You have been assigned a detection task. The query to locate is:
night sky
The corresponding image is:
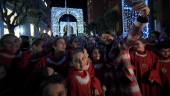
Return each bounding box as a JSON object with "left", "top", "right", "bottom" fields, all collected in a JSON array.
[{"left": 50, "top": 0, "right": 87, "bottom": 21}]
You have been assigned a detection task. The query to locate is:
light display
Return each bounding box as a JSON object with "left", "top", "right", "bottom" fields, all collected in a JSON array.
[
  {"left": 122, "top": 0, "right": 149, "bottom": 38},
  {"left": 51, "top": 7, "right": 84, "bottom": 36},
  {"left": 60, "top": 22, "right": 77, "bottom": 36}
]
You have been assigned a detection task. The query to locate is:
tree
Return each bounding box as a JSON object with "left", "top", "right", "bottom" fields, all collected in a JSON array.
[
  {"left": 104, "top": 9, "right": 117, "bottom": 32},
  {"left": 0, "top": 0, "right": 29, "bottom": 34},
  {"left": 87, "top": 8, "right": 119, "bottom": 35},
  {"left": 85, "top": 22, "right": 97, "bottom": 35}
]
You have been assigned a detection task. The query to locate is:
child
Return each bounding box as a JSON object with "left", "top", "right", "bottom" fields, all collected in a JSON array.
[
  {"left": 0, "top": 34, "right": 21, "bottom": 96},
  {"left": 41, "top": 74, "right": 67, "bottom": 96},
  {"left": 19, "top": 38, "right": 47, "bottom": 71},
  {"left": 90, "top": 47, "right": 107, "bottom": 95},
  {"left": 67, "top": 48, "right": 103, "bottom": 96},
  {"left": 0, "top": 34, "right": 21, "bottom": 67},
  {"left": 84, "top": 48, "right": 104, "bottom": 96},
  {"left": 130, "top": 39, "right": 161, "bottom": 96},
  {"left": 157, "top": 40, "right": 170, "bottom": 96},
  {"left": 67, "top": 48, "right": 91, "bottom": 96},
  {"left": 19, "top": 38, "right": 49, "bottom": 96},
  {"left": 47, "top": 37, "right": 69, "bottom": 77}
]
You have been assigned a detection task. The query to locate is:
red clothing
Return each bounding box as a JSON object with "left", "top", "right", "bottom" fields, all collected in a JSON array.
[
  {"left": 19, "top": 51, "right": 47, "bottom": 72},
  {"left": 87, "top": 61, "right": 95, "bottom": 78},
  {"left": 159, "top": 59, "right": 170, "bottom": 96},
  {"left": 17, "top": 51, "right": 47, "bottom": 85},
  {"left": 18, "top": 51, "right": 48, "bottom": 96},
  {"left": 91, "top": 77, "right": 104, "bottom": 96},
  {"left": 87, "top": 61, "right": 103, "bottom": 96},
  {"left": 67, "top": 69, "right": 92, "bottom": 96},
  {"left": 130, "top": 50, "right": 161, "bottom": 96},
  {"left": 115, "top": 49, "right": 142, "bottom": 96}
]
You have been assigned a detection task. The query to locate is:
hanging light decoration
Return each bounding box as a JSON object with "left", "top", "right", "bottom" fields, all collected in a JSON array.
[{"left": 122, "top": 0, "right": 149, "bottom": 38}]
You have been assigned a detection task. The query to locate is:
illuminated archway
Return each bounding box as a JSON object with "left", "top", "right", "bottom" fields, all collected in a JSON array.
[{"left": 51, "top": 7, "right": 84, "bottom": 36}]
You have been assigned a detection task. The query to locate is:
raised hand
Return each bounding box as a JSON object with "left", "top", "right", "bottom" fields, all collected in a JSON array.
[
  {"left": 139, "top": 6, "right": 150, "bottom": 16},
  {"left": 128, "top": 0, "right": 150, "bottom": 16}
]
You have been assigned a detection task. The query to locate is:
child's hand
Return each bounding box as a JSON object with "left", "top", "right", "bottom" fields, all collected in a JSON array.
[
  {"left": 94, "top": 89, "right": 100, "bottom": 96},
  {"left": 139, "top": 6, "right": 150, "bottom": 16},
  {"left": 102, "top": 85, "right": 107, "bottom": 92},
  {"left": 47, "top": 67, "right": 55, "bottom": 76}
]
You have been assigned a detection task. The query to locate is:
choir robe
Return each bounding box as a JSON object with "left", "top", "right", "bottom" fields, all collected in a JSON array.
[
  {"left": 47, "top": 52, "right": 69, "bottom": 77},
  {"left": 92, "top": 61, "right": 106, "bottom": 83},
  {"left": 18, "top": 51, "right": 48, "bottom": 96},
  {"left": 93, "top": 61, "right": 108, "bottom": 95},
  {"left": 17, "top": 51, "right": 47, "bottom": 83},
  {"left": 159, "top": 59, "right": 170, "bottom": 96},
  {"left": 67, "top": 69, "right": 92, "bottom": 96},
  {"left": 114, "top": 49, "right": 142, "bottom": 96},
  {"left": 0, "top": 50, "right": 22, "bottom": 96},
  {"left": 130, "top": 50, "right": 161, "bottom": 96},
  {"left": 19, "top": 51, "right": 47, "bottom": 73},
  {"left": 84, "top": 60, "right": 104, "bottom": 96}
]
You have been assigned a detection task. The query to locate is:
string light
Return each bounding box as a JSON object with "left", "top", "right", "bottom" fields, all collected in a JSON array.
[{"left": 122, "top": 0, "right": 150, "bottom": 38}]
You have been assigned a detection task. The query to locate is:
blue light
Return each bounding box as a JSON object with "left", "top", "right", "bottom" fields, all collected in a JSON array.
[{"left": 122, "top": 0, "right": 150, "bottom": 38}]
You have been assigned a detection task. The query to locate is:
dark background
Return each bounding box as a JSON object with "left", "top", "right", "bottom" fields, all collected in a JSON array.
[{"left": 50, "top": 0, "right": 87, "bottom": 22}]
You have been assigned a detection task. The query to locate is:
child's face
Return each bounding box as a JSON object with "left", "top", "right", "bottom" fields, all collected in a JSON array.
[
  {"left": 73, "top": 52, "right": 87, "bottom": 71},
  {"left": 54, "top": 39, "right": 66, "bottom": 52},
  {"left": 3, "top": 36, "right": 21, "bottom": 54},
  {"left": 48, "top": 83, "right": 66, "bottom": 96},
  {"left": 100, "top": 33, "right": 113, "bottom": 45},
  {"left": 72, "top": 38, "right": 80, "bottom": 48},
  {"left": 127, "top": 31, "right": 141, "bottom": 42},
  {"left": 92, "top": 48, "right": 101, "bottom": 61},
  {"left": 32, "top": 42, "right": 43, "bottom": 53},
  {"left": 160, "top": 48, "right": 170, "bottom": 59},
  {"left": 134, "top": 40, "right": 145, "bottom": 52}
]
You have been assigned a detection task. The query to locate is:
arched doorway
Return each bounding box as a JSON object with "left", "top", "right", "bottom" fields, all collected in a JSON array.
[
  {"left": 59, "top": 14, "right": 77, "bottom": 36},
  {"left": 51, "top": 7, "right": 84, "bottom": 36}
]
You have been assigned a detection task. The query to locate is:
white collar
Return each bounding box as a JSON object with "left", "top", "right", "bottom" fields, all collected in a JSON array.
[
  {"left": 75, "top": 71, "right": 90, "bottom": 85},
  {"left": 47, "top": 56, "right": 66, "bottom": 66},
  {"left": 135, "top": 52, "right": 147, "bottom": 57}
]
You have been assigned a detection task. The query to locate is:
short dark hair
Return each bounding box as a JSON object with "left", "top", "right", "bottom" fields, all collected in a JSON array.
[
  {"left": 0, "top": 34, "right": 18, "bottom": 47},
  {"left": 32, "top": 38, "right": 44, "bottom": 46},
  {"left": 157, "top": 40, "right": 170, "bottom": 49},
  {"left": 41, "top": 74, "right": 65, "bottom": 96},
  {"left": 52, "top": 37, "right": 65, "bottom": 45},
  {"left": 71, "top": 48, "right": 84, "bottom": 59}
]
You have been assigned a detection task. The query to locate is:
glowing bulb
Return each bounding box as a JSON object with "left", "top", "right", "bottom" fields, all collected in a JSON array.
[{"left": 30, "top": 24, "right": 34, "bottom": 36}]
